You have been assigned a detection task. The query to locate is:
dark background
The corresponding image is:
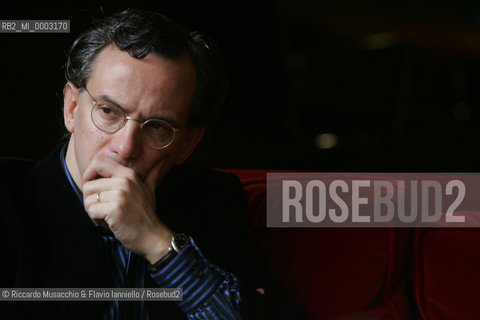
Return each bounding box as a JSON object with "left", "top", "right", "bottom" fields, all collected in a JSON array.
[{"left": 2, "top": 0, "right": 480, "bottom": 172}]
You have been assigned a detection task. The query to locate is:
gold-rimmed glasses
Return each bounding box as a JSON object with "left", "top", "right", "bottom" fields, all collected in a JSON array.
[{"left": 84, "top": 88, "right": 181, "bottom": 150}]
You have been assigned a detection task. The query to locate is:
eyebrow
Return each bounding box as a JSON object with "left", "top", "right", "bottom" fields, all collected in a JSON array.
[{"left": 95, "top": 93, "right": 182, "bottom": 128}]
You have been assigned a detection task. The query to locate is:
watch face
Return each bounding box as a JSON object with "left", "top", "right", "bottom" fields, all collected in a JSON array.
[{"left": 172, "top": 233, "right": 189, "bottom": 252}]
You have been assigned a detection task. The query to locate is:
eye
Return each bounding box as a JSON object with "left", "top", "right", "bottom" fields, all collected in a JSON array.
[
  {"left": 99, "top": 105, "right": 117, "bottom": 115},
  {"left": 148, "top": 121, "right": 168, "bottom": 131},
  {"left": 95, "top": 104, "right": 122, "bottom": 120},
  {"left": 143, "top": 120, "right": 173, "bottom": 140}
]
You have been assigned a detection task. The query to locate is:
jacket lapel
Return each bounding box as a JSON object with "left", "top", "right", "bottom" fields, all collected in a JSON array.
[{"left": 29, "top": 145, "right": 109, "bottom": 288}]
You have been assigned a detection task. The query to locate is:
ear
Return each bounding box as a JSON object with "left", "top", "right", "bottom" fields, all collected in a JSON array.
[
  {"left": 173, "top": 126, "right": 205, "bottom": 165},
  {"left": 63, "top": 82, "right": 80, "bottom": 133}
]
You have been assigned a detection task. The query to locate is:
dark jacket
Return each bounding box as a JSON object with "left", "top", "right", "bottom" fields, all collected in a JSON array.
[{"left": 0, "top": 145, "right": 299, "bottom": 319}]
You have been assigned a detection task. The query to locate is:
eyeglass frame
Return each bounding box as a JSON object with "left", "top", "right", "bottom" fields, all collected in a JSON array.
[{"left": 83, "top": 87, "right": 182, "bottom": 150}]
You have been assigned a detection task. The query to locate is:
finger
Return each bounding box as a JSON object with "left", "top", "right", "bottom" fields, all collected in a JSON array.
[
  {"left": 83, "top": 159, "right": 113, "bottom": 184},
  {"left": 86, "top": 201, "right": 125, "bottom": 230},
  {"left": 82, "top": 177, "right": 128, "bottom": 198},
  {"left": 84, "top": 202, "right": 110, "bottom": 221},
  {"left": 82, "top": 178, "right": 110, "bottom": 197},
  {"left": 82, "top": 157, "right": 128, "bottom": 184},
  {"left": 83, "top": 189, "right": 115, "bottom": 209},
  {"left": 144, "top": 158, "right": 169, "bottom": 192}
]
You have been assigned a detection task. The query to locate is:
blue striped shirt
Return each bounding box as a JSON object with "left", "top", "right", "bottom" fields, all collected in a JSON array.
[{"left": 59, "top": 145, "right": 242, "bottom": 319}]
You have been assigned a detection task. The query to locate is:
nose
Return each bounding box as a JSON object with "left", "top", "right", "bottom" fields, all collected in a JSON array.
[{"left": 109, "top": 119, "right": 142, "bottom": 161}]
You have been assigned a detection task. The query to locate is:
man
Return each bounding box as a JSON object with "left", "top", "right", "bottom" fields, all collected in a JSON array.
[{"left": 0, "top": 9, "right": 299, "bottom": 320}]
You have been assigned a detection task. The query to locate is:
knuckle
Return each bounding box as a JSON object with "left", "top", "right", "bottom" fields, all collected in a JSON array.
[
  {"left": 87, "top": 206, "right": 98, "bottom": 218},
  {"left": 125, "top": 168, "right": 136, "bottom": 179},
  {"left": 86, "top": 197, "right": 95, "bottom": 210},
  {"left": 89, "top": 159, "right": 99, "bottom": 171},
  {"left": 124, "top": 169, "right": 140, "bottom": 185},
  {"left": 105, "top": 215, "right": 114, "bottom": 227},
  {"left": 131, "top": 173, "right": 140, "bottom": 184},
  {"left": 113, "top": 188, "right": 124, "bottom": 198},
  {"left": 82, "top": 182, "right": 91, "bottom": 194},
  {"left": 120, "top": 176, "right": 131, "bottom": 187},
  {"left": 113, "top": 203, "right": 123, "bottom": 213}
]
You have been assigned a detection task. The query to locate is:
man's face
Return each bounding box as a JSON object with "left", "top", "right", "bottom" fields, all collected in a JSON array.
[{"left": 63, "top": 45, "right": 202, "bottom": 188}]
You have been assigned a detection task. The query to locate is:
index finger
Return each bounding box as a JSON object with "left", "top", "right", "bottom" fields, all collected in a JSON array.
[{"left": 82, "top": 157, "right": 123, "bottom": 184}]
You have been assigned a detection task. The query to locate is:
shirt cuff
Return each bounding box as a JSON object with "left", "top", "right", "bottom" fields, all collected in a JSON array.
[{"left": 149, "top": 237, "right": 225, "bottom": 313}]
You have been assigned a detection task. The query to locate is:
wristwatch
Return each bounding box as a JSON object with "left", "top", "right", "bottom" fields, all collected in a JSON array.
[{"left": 148, "top": 233, "right": 189, "bottom": 273}]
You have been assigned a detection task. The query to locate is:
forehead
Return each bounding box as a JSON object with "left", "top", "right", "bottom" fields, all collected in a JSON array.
[{"left": 86, "top": 45, "right": 197, "bottom": 121}]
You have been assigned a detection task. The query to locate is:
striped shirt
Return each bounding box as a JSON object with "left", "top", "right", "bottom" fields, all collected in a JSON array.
[{"left": 59, "top": 145, "right": 242, "bottom": 319}]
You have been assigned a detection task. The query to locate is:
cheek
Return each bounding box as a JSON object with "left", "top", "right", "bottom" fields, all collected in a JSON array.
[
  {"left": 144, "top": 150, "right": 167, "bottom": 168},
  {"left": 139, "top": 149, "right": 173, "bottom": 178},
  {"left": 74, "top": 119, "right": 110, "bottom": 172}
]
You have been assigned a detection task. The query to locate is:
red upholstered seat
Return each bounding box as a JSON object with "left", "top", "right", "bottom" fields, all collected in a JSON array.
[
  {"left": 222, "top": 169, "right": 414, "bottom": 320},
  {"left": 415, "top": 221, "right": 480, "bottom": 320}
]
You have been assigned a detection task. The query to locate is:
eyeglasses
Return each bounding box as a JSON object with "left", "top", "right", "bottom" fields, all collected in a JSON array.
[{"left": 84, "top": 88, "right": 182, "bottom": 150}]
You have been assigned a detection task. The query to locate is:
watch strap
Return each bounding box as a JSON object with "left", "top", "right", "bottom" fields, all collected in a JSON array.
[
  {"left": 147, "top": 247, "right": 177, "bottom": 273},
  {"left": 147, "top": 233, "right": 189, "bottom": 273}
]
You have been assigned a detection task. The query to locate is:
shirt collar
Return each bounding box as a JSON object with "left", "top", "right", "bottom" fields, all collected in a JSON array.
[{"left": 59, "top": 144, "right": 84, "bottom": 203}]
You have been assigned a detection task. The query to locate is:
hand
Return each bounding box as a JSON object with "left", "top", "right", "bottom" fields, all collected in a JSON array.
[{"left": 82, "top": 156, "right": 172, "bottom": 264}]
